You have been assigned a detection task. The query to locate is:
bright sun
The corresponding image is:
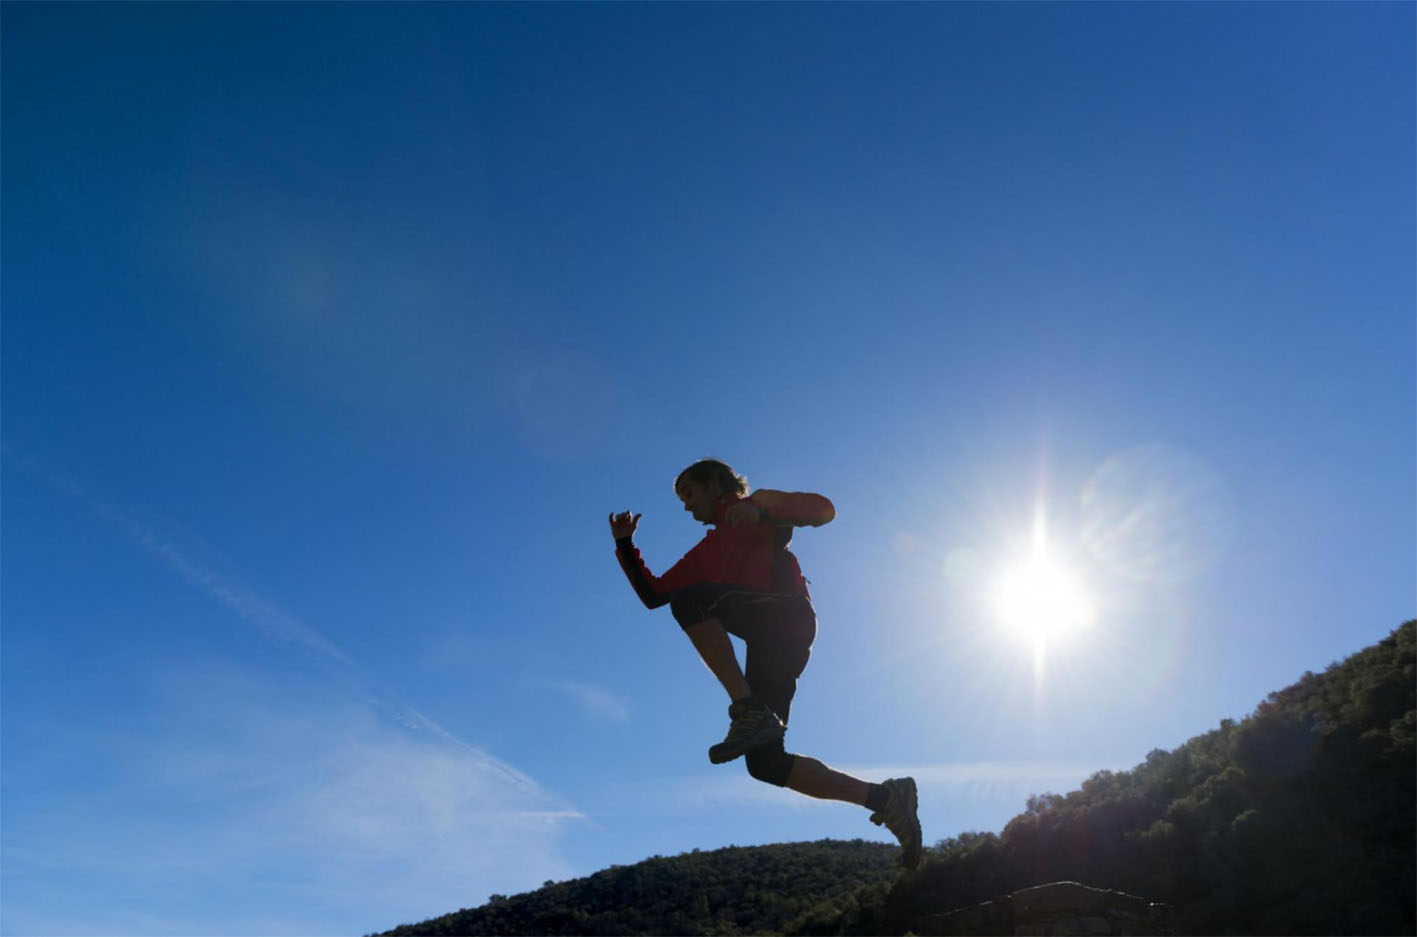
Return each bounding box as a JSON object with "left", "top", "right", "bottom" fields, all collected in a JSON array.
[{"left": 990, "top": 550, "right": 1095, "bottom": 649}]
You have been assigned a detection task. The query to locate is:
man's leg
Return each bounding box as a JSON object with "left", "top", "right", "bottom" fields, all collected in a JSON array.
[
  {"left": 784, "top": 756, "right": 870, "bottom": 805},
  {"left": 735, "top": 598, "right": 924, "bottom": 869},
  {"left": 765, "top": 746, "right": 921, "bottom": 868},
  {"left": 683, "top": 618, "right": 752, "bottom": 703},
  {"left": 670, "top": 587, "right": 785, "bottom": 764}
]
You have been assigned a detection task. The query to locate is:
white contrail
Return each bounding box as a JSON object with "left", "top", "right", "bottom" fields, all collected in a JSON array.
[
  {"left": 11, "top": 451, "right": 579, "bottom": 813},
  {"left": 91, "top": 499, "right": 358, "bottom": 667},
  {"left": 102, "top": 501, "right": 561, "bottom": 801}
]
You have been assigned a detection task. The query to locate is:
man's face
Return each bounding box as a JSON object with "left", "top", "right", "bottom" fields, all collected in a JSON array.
[{"left": 676, "top": 476, "right": 724, "bottom": 525}]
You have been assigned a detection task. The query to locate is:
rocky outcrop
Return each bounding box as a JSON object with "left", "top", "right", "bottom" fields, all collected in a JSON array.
[{"left": 915, "top": 881, "right": 1175, "bottom": 936}]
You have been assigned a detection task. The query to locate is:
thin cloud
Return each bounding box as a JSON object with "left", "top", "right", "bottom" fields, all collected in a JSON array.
[
  {"left": 844, "top": 760, "right": 1111, "bottom": 788},
  {"left": 91, "top": 498, "right": 357, "bottom": 667},
  {"left": 17, "top": 454, "right": 556, "bottom": 802},
  {"left": 556, "top": 680, "right": 631, "bottom": 723},
  {"left": 3, "top": 662, "right": 583, "bottom": 936},
  {"left": 6, "top": 453, "right": 586, "bottom": 810},
  {"left": 669, "top": 760, "right": 1109, "bottom": 812}
]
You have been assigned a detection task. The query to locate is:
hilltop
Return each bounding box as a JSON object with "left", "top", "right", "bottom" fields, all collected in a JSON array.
[
  {"left": 375, "top": 839, "right": 900, "bottom": 936},
  {"left": 376, "top": 620, "right": 1414, "bottom": 936}
]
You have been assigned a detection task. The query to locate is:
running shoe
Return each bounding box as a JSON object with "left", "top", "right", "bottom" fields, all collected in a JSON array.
[
  {"left": 708, "top": 699, "right": 786, "bottom": 764},
  {"left": 870, "top": 776, "right": 923, "bottom": 869}
]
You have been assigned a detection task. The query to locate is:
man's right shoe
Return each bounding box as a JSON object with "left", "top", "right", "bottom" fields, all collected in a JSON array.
[
  {"left": 708, "top": 699, "right": 786, "bottom": 764},
  {"left": 870, "top": 776, "right": 923, "bottom": 870}
]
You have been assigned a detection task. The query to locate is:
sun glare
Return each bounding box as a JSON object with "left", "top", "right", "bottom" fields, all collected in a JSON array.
[{"left": 991, "top": 550, "right": 1094, "bottom": 649}]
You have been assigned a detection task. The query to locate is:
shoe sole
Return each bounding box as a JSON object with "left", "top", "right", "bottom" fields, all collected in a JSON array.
[
  {"left": 707, "top": 718, "right": 786, "bottom": 764},
  {"left": 872, "top": 778, "right": 922, "bottom": 870},
  {"left": 897, "top": 778, "right": 922, "bottom": 869}
]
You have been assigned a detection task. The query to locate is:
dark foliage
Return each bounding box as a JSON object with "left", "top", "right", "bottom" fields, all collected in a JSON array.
[
  {"left": 373, "top": 839, "right": 898, "bottom": 936},
  {"left": 804, "top": 620, "right": 1415, "bottom": 936},
  {"left": 374, "top": 621, "right": 1414, "bottom": 937}
]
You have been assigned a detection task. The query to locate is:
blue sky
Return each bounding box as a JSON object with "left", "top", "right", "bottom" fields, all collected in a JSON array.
[{"left": 2, "top": 3, "right": 1412, "bottom": 934}]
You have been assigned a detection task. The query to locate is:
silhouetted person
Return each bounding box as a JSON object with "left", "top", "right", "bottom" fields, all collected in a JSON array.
[{"left": 610, "top": 458, "right": 922, "bottom": 868}]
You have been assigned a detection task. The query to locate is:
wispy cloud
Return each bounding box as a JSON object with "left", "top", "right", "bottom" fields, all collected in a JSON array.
[
  {"left": 555, "top": 680, "right": 631, "bottom": 723},
  {"left": 3, "top": 662, "right": 582, "bottom": 936},
  {"left": 844, "top": 760, "right": 1111, "bottom": 789},
  {"left": 3, "top": 455, "right": 585, "bottom": 934},
  {"left": 91, "top": 498, "right": 358, "bottom": 668},
  {"left": 668, "top": 759, "right": 1109, "bottom": 813},
  {"left": 18, "top": 453, "right": 553, "bottom": 793}
]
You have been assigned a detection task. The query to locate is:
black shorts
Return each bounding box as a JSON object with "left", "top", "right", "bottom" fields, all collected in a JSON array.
[{"left": 668, "top": 583, "right": 817, "bottom": 726}]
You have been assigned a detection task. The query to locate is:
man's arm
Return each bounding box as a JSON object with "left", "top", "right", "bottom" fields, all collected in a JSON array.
[
  {"left": 609, "top": 512, "right": 703, "bottom": 609},
  {"left": 747, "top": 490, "right": 836, "bottom": 527}
]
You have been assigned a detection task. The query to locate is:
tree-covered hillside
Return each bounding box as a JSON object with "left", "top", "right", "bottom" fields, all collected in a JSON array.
[
  {"left": 376, "top": 621, "right": 1414, "bottom": 936},
  {"left": 375, "top": 839, "right": 899, "bottom": 936},
  {"left": 803, "top": 620, "right": 1415, "bottom": 936}
]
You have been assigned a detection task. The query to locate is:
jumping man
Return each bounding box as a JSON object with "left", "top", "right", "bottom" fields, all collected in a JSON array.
[{"left": 609, "top": 458, "right": 923, "bottom": 868}]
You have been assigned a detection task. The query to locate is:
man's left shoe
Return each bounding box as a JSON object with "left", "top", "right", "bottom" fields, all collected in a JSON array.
[
  {"left": 708, "top": 699, "right": 786, "bottom": 764},
  {"left": 870, "top": 776, "right": 923, "bottom": 870}
]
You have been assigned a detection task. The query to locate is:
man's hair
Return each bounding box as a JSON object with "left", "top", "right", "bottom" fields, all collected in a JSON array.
[{"left": 675, "top": 458, "right": 748, "bottom": 496}]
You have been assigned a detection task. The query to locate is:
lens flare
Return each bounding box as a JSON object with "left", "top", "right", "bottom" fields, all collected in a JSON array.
[{"left": 1080, "top": 443, "right": 1234, "bottom": 582}]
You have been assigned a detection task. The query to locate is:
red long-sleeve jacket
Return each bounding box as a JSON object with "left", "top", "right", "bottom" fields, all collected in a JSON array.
[{"left": 615, "top": 489, "right": 835, "bottom": 608}]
